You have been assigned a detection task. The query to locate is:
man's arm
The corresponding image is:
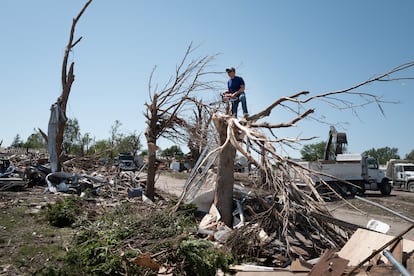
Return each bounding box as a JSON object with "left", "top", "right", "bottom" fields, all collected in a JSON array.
[{"left": 232, "top": 84, "right": 245, "bottom": 98}]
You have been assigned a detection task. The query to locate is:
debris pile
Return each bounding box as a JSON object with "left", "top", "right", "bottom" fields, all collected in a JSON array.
[
  {"left": 0, "top": 157, "right": 26, "bottom": 191},
  {"left": 187, "top": 171, "right": 414, "bottom": 275},
  {"left": 177, "top": 120, "right": 353, "bottom": 264},
  {"left": 3, "top": 147, "right": 414, "bottom": 275},
  {"left": 0, "top": 151, "right": 148, "bottom": 200},
  {"left": 176, "top": 114, "right": 414, "bottom": 274}
]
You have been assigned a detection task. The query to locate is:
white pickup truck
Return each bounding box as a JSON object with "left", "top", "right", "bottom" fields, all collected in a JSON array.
[
  {"left": 307, "top": 153, "right": 391, "bottom": 196},
  {"left": 384, "top": 159, "right": 414, "bottom": 192}
]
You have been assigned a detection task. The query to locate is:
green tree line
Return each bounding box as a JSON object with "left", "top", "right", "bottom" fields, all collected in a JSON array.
[
  {"left": 9, "top": 119, "right": 142, "bottom": 160},
  {"left": 9, "top": 118, "right": 188, "bottom": 164},
  {"left": 301, "top": 141, "right": 414, "bottom": 164}
]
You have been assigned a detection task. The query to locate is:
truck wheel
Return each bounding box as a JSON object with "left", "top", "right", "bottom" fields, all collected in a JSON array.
[
  {"left": 380, "top": 179, "right": 392, "bottom": 196},
  {"left": 408, "top": 182, "right": 414, "bottom": 193}
]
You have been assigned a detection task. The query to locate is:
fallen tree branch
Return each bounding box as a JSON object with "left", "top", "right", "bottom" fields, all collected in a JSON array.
[
  {"left": 248, "top": 91, "right": 310, "bottom": 122},
  {"left": 250, "top": 109, "right": 314, "bottom": 128}
]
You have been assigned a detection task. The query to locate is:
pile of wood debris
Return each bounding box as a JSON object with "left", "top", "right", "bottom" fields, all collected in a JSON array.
[
  {"left": 184, "top": 173, "right": 414, "bottom": 275},
  {"left": 3, "top": 149, "right": 414, "bottom": 274},
  {"left": 175, "top": 115, "right": 414, "bottom": 275}
]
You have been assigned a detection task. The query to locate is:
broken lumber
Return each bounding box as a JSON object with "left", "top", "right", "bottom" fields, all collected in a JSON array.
[
  {"left": 346, "top": 225, "right": 414, "bottom": 275},
  {"left": 308, "top": 249, "right": 349, "bottom": 276}
]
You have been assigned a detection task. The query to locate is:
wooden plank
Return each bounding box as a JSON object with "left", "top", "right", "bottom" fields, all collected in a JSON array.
[
  {"left": 347, "top": 225, "right": 414, "bottom": 275},
  {"left": 403, "top": 238, "right": 414, "bottom": 254},
  {"left": 232, "top": 264, "right": 308, "bottom": 275},
  {"left": 390, "top": 239, "right": 403, "bottom": 263},
  {"left": 290, "top": 259, "right": 312, "bottom": 272},
  {"left": 406, "top": 255, "right": 414, "bottom": 274},
  {"left": 308, "top": 249, "right": 349, "bottom": 276},
  {"left": 338, "top": 228, "right": 393, "bottom": 266},
  {"left": 338, "top": 227, "right": 414, "bottom": 267},
  {"left": 236, "top": 273, "right": 308, "bottom": 276},
  {"left": 368, "top": 264, "right": 400, "bottom": 276}
]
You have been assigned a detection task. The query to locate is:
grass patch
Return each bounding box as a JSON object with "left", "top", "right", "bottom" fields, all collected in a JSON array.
[
  {"left": 177, "top": 238, "right": 234, "bottom": 276},
  {"left": 1, "top": 192, "right": 234, "bottom": 275},
  {"left": 0, "top": 193, "right": 77, "bottom": 275},
  {"left": 161, "top": 170, "right": 189, "bottom": 180},
  {"left": 44, "top": 196, "right": 81, "bottom": 227},
  {"left": 48, "top": 202, "right": 234, "bottom": 275},
  {"left": 17, "top": 244, "right": 66, "bottom": 260},
  {"left": 0, "top": 206, "right": 26, "bottom": 229}
]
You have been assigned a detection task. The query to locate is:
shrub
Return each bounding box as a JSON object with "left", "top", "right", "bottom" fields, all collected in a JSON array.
[{"left": 45, "top": 197, "right": 81, "bottom": 227}]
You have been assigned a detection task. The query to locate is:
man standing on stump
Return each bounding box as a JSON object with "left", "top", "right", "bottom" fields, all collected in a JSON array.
[{"left": 225, "top": 67, "right": 248, "bottom": 119}]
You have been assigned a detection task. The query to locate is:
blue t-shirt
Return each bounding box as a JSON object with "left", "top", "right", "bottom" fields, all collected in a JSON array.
[{"left": 227, "top": 76, "right": 245, "bottom": 93}]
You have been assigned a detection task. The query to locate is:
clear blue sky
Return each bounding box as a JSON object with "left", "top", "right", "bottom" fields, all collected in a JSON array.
[{"left": 1, "top": 0, "right": 414, "bottom": 158}]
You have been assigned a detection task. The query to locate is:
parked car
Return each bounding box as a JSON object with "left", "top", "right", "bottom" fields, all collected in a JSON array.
[{"left": 115, "top": 154, "right": 138, "bottom": 171}]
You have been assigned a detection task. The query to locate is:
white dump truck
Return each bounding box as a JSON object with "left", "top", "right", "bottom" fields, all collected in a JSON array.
[
  {"left": 384, "top": 159, "right": 414, "bottom": 192},
  {"left": 302, "top": 126, "right": 392, "bottom": 196},
  {"left": 309, "top": 153, "right": 391, "bottom": 196}
]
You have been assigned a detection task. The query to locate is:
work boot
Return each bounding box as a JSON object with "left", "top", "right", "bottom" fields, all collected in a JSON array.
[{"left": 243, "top": 113, "right": 249, "bottom": 120}]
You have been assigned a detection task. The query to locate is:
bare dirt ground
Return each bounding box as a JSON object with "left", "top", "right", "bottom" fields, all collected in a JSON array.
[
  {"left": 156, "top": 173, "right": 188, "bottom": 197},
  {"left": 329, "top": 190, "right": 414, "bottom": 239},
  {"left": 157, "top": 172, "right": 414, "bottom": 239},
  {"left": 156, "top": 171, "right": 414, "bottom": 276},
  {"left": 0, "top": 187, "right": 75, "bottom": 275}
]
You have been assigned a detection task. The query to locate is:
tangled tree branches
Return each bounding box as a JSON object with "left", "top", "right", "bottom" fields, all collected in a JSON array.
[
  {"left": 144, "top": 43, "right": 220, "bottom": 200},
  {"left": 218, "top": 116, "right": 352, "bottom": 261},
  {"left": 209, "top": 61, "right": 414, "bottom": 262},
  {"left": 249, "top": 61, "right": 414, "bottom": 127}
]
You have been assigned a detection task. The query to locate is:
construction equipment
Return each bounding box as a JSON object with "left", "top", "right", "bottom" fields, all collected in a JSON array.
[
  {"left": 324, "top": 126, "right": 348, "bottom": 160},
  {"left": 307, "top": 127, "right": 391, "bottom": 196}
]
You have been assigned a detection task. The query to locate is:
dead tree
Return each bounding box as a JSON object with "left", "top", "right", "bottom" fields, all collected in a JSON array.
[
  {"left": 174, "top": 98, "right": 215, "bottom": 168},
  {"left": 211, "top": 61, "right": 414, "bottom": 231},
  {"left": 144, "top": 44, "right": 217, "bottom": 200},
  {"left": 212, "top": 114, "right": 236, "bottom": 226},
  {"left": 47, "top": 0, "right": 92, "bottom": 172}
]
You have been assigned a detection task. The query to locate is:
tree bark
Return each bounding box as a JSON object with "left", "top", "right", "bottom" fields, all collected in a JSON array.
[
  {"left": 47, "top": 0, "right": 92, "bottom": 172},
  {"left": 146, "top": 142, "right": 157, "bottom": 200},
  {"left": 144, "top": 94, "right": 159, "bottom": 201},
  {"left": 213, "top": 115, "right": 236, "bottom": 227}
]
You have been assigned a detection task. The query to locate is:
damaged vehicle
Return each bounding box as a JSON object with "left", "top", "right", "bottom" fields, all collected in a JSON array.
[
  {"left": 45, "top": 171, "right": 104, "bottom": 195},
  {"left": 24, "top": 163, "right": 52, "bottom": 187},
  {"left": 115, "top": 153, "right": 138, "bottom": 171},
  {"left": 0, "top": 158, "right": 25, "bottom": 191},
  {"left": 0, "top": 158, "right": 15, "bottom": 177}
]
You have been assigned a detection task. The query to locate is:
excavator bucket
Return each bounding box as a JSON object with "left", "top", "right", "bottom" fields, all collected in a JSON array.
[{"left": 336, "top": 132, "right": 348, "bottom": 144}]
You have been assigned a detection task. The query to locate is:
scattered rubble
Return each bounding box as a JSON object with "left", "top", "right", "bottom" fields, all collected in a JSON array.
[
  {"left": 2, "top": 149, "right": 414, "bottom": 275},
  {"left": 0, "top": 158, "right": 25, "bottom": 191}
]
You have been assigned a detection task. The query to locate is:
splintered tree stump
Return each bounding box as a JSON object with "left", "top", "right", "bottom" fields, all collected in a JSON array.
[
  {"left": 146, "top": 142, "right": 158, "bottom": 200},
  {"left": 47, "top": 0, "right": 92, "bottom": 172},
  {"left": 213, "top": 114, "right": 236, "bottom": 227}
]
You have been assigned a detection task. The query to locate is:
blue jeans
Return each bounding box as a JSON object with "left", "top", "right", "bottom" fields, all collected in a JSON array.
[{"left": 231, "top": 92, "right": 248, "bottom": 116}]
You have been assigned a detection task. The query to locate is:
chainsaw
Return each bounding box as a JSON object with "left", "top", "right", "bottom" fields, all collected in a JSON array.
[{"left": 209, "top": 92, "right": 237, "bottom": 106}]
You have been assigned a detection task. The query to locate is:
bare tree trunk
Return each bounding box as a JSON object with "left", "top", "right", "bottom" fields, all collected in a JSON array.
[
  {"left": 146, "top": 142, "right": 157, "bottom": 200},
  {"left": 213, "top": 115, "right": 236, "bottom": 227},
  {"left": 48, "top": 0, "right": 92, "bottom": 172},
  {"left": 144, "top": 45, "right": 217, "bottom": 201},
  {"left": 144, "top": 94, "right": 159, "bottom": 201}
]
